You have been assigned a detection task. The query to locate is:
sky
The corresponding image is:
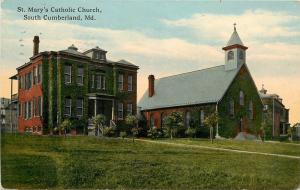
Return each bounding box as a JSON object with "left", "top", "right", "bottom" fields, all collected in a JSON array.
[{"left": 0, "top": 0, "right": 299, "bottom": 124}]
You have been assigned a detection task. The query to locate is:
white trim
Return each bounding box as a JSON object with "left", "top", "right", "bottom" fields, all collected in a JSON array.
[{"left": 64, "top": 65, "right": 72, "bottom": 84}]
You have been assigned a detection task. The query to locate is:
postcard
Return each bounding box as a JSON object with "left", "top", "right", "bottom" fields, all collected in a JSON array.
[{"left": 1, "top": 0, "right": 300, "bottom": 189}]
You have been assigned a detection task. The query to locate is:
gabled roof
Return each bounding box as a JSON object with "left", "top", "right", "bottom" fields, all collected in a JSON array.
[
  {"left": 138, "top": 64, "right": 243, "bottom": 110},
  {"left": 226, "top": 28, "right": 244, "bottom": 46}
]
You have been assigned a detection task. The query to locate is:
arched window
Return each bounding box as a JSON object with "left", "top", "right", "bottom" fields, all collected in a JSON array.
[
  {"left": 228, "top": 51, "right": 234, "bottom": 60},
  {"left": 185, "top": 111, "right": 191, "bottom": 127},
  {"left": 160, "top": 112, "right": 165, "bottom": 128},
  {"left": 229, "top": 99, "right": 235, "bottom": 116},
  {"left": 239, "top": 50, "right": 244, "bottom": 59},
  {"left": 150, "top": 114, "right": 155, "bottom": 127},
  {"left": 200, "top": 110, "right": 205, "bottom": 126},
  {"left": 239, "top": 91, "right": 244, "bottom": 106},
  {"left": 249, "top": 100, "right": 253, "bottom": 120}
]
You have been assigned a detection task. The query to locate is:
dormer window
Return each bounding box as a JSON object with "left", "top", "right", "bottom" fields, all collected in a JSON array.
[
  {"left": 228, "top": 51, "right": 234, "bottom": 60},
  {"left": 95, "top": 52, "right": 100, "bottom": 59},
  {"left": 94, "top": 51, "right": 106, "bottom": 60}
]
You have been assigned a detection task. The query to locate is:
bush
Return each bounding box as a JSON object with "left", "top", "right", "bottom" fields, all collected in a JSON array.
[
  {"left": 103, "top": 126, "right": 116, "bottom": 137},
  {"left": 120, "top": 131, "right": 127, "bottom": 139},
  {"left": 185, "top": 127, "right": 196, "bottom": 138},
  {"left": 147, "top": 127, "right": 161, "bottom": 139}
]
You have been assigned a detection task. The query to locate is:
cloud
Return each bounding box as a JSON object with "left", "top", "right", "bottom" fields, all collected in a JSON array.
[
  {"left": 1, "top": 8, "right": 299, "bottom": 123},
  {"left": 162, "top": 9, "right": 300, "bottom": 43}
]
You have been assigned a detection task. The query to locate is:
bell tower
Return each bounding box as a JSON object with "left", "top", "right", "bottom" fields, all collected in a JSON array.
[{"left": 223, "top": 23, "right": 248, "bottom": 71}]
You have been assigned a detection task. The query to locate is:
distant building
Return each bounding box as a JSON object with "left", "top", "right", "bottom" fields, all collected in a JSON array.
[
  {"left": 138, "top": 26, "right": 264, "bottom": 138},
  {"left": 259, "top": 85, "right": 290, "bottom": 136},
  {"left": 293, "top": 123, "right": 300, "bottom": 138},
  {"left": 12, "top": 36, "right": 139, "bottom": 135},
  {"left": 0, "top": 97, "right": 18, "bottom": 133}
]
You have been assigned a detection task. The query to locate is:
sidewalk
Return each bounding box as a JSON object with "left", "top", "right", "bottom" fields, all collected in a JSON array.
[{"left": 135, "top": 138, "right": 300, "bottom": 160}]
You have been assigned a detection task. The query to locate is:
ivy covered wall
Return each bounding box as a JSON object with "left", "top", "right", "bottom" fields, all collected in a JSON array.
[{"left": 218, "top": 64, "right": 263, "bottom": 138}]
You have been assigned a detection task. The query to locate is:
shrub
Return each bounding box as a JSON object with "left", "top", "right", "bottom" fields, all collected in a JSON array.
[
  {"left": 120, "top": 131, "right": 127, "bottom": 139},
  {"left": 185, "top": 127, "right": 196, "bottom": 138},
  {"left": 147, "top": 127, "right": 161, "bottom": 139}
]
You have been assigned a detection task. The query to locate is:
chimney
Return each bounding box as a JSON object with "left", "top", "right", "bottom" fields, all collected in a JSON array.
[
  {"left": 33, "top": 36, "right": 40, "bottom": 56},
  {"left": 148, "top": 75, "right": 155, "bottom": 97}
]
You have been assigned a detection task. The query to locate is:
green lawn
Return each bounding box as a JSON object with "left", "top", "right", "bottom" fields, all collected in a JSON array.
[
  {"left": 161, "top": 138, "right": 300, "bottom": 157},
  {"left": 1, "top": 134, "right": 300, "bottom": 189}
]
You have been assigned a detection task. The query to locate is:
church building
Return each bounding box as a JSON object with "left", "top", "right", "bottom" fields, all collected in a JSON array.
[{"left": 138, "top": 26, "right": 264, "bottom": 138}]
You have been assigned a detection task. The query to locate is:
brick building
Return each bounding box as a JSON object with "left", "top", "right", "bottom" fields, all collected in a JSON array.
[
  {"left": 13, "top": 36, "right": 139, "bottom": 134},
  {"left": 138, "top": 26, "right": 264, "bottom": 138},
  {"left": 0, "top": 97, "right": 18, "bottom": 133},
  {"left": 259, "top": 85, "right": 290, "bottom": 136}
]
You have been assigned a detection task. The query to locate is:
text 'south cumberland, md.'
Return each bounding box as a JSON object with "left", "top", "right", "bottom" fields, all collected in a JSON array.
[{"left": 17, "top": 6, "right": 102, "bottom": 21}]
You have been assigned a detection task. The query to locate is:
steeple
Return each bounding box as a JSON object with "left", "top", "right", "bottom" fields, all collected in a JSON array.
[
  {"left": 223, "top": 23, "right": 248, "bottom": 71},
  {"left": 226, "top": 23, "right": 244, "bottom": 47}
]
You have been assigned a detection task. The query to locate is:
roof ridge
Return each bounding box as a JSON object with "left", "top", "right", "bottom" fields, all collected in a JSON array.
[{"left": 157, "top": 64, "right": 224, "bottom": 80}]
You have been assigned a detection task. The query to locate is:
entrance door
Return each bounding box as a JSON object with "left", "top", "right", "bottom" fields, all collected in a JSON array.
[{"left": 239, "top": 118, "right": 243, "bottom": 132}]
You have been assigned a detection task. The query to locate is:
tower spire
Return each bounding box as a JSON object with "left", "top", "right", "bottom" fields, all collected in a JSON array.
[{"left": 234, "top": 23, "right": 236, "bottom": 31}]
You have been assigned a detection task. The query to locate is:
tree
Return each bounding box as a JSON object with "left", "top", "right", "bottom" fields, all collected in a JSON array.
[
  {"left": 125, "top": 115, "right": 138, "bottom": 142},
  {"left": 260, "top": 120, "right": 267, "bottom": 142},
  {"left": 163, "top": 112, "right": 184, "bottom": 139},
  {"left": 60, "top": 119, "right": 72, "bottom": 137},
  {"left": 288, "top": 125, "right": 295, "bottom": 142},
  {"left": 204, "top": 111, "right": 219, "bottom": 143},
  {"left": 92, "top": 114, "right": 106, "bottom": 137}
]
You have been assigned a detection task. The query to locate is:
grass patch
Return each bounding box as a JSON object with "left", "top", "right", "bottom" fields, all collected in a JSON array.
[
  {"left": 162, "top": 138, "right": 300, "bottom": 156},
  {"left": 1, "top": 134, "right": 300, "bottom": 189}
]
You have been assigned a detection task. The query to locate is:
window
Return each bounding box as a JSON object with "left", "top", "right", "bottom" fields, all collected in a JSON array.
[
  {"left": 118, "top": 102, "right": 123, "bottom": 119},
  {"left": 128, "top": 75, "right": 133, "bottom": 91},
  {"left": 64, "top": 65, "right": 72, "bottom": 84},
  {"left": 229, "top": 99, "right": 235, "bottom": 116},
  {"left": 239, "top": 91, "right": 244, "bottom": 106},
  {"left": 64, "top": 98, "right": 72, "bottom": 116},
  {"left": 228, "top": 51, "right": 234, "bottom": 60},
  {"left": 77, "top": 67, "right": 84, "bottom": 85},
  {"left": 25, "top": 72, "right": 32, "bottom": 89},
  {"left": 38, "top": 64, "right": 42, "bottom": 83},
  {"left": 28, "top": 101, "right": 32, "bottom": 119},
  {"left": 33, "top": 97, "right": 36, "bottom": 117},
  {"left": 101, "top": 75, "right": 106, "bottom": 90},
  {"left": 33, "top": 66, "right": 38, "bottom": 84},
  {"left": 77, "top": 98, "right": 83, "bottom": 117},
  {"left": 160, "top": 112, "right": 165, "bottom": 128},
  {"left": 95, "top": 52, "right": 100, "bottom": 59},
  {"left": 185, "top": 111, "right": 191, "bottom": 127},
  {"left": 18, "top": 103, "right": 21, "bottom": 117},
  {"left": 118, "top": 74, "right": 124, "bottom": 91},
  {"left": 249, "top": 100, "right": 253, "bottom": 120},
  {"left": 150, "top": 114, "right": 155, "bottom": 127},
  {"left": 239, "top": 50, "right": 244, "bottom": 59},
  {"left": 91, "top": 75, "right": 95, "bottom": 88},
  {"left": 127, "top": 103, "right": 133, "bottom": 116},
  {"left": 96, "top": 75, "right": 101, "bottom": 89},
  {"left": 23, "top": 103, "right": 26, "bottom": 119},
  {"left": 19, "top": 75, "right": 25, "bottom": 89},
  {"left": 200, "top": 110, "right": 205, "bottom": 126},
  {"left": 38, "top": 96, "right": 42, "bottom": 116},
  {"left": 101, "top": 54, "right": 105, "bottom": 60}
]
